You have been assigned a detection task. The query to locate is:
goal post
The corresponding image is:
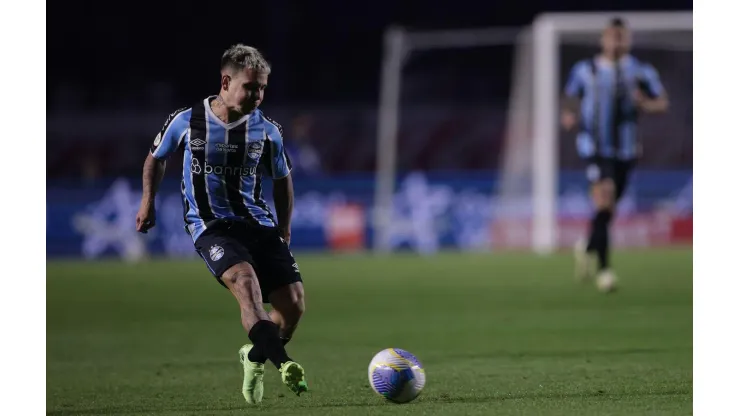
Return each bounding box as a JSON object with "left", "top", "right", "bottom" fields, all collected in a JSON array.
[
  {"left": 373, "top": 11, "right": 693, "bottom": 254},
  {"left": 373, "top": 26, "right": 523, "bottom": 253}
]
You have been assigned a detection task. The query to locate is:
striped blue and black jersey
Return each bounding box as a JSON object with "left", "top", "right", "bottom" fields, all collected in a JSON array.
[
  {"left": 564, "top": 54, "right": 665, "bottom": 161},
  {"left": 150, "top": 96, "right": 292, "bottom": 242}
]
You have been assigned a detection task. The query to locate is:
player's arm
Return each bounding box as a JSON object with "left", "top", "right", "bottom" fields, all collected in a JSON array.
[
  {"left": 136, "top": 108, "right": 190, "bottom": 233},
  {"left": 561, "top": 62, "right": 585, "bottom": 131},
  {"left": 265, "top": 120, "right": 294, "bottom": 244},
  {"left": 633, "top": 63, "right": 669, "bottom": 113},
  {"left": 273, "top": 174, "right": 294, "bottom": 245},
  {"left": 138, "top": 154, "right": 167, "bottom": 228}
]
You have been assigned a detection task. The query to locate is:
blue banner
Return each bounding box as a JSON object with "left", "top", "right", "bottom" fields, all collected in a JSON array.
[{"left": 46, "top": 171, "right": 692, "bottom": 258}]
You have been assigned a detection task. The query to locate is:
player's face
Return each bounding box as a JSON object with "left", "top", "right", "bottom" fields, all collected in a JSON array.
[
  {"left": 227, "top": 68, "right": 268, "bottom": 114},
  {"left": 601, "top": 26, "right": 631, "bottom": 57}
]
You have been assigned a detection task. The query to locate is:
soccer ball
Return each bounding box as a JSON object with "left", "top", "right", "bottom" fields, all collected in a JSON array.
[
  {"left": 596, "top": 270, "right": 618, "bottom": 293},
  {"left": 367, "top": 348, "right": 426, "bottom": 403}
]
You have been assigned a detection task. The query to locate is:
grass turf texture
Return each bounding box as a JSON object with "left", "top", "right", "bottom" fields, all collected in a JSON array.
[{"left": 47, "top": 249, "right": 692, "bottom": 415}]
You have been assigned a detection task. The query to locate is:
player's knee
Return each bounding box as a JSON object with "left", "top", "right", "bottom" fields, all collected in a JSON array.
[
  {"left": 592, "top": 181, "right": 616, "bottom": 210},
  {"left": 234, "top": 273, "right": 258, "bottom": 293},
  {"left": 222, "top": 264, "right": 259, "bottom": 292}
]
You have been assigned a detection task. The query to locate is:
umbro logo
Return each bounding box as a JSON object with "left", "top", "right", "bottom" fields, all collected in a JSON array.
[{"left": 190, "top": 138, "right": 205, "bottom": 151}]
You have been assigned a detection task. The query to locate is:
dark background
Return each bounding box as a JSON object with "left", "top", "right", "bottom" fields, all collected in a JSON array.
[{"left": 47, "top": 0, "right": 693, "bottom": 178}]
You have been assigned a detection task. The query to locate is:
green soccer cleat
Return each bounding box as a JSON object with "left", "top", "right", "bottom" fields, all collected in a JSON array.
[
  {"left": 238, "top": 344, "right": 265, "bottom": 404},
  {"left": 279, "top": 361, "right": 308, "bottom": 396}
]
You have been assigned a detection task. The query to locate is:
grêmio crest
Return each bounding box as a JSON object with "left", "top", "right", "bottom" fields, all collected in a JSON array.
[{"left": 248, "top": 140, "right": 265, "bottom": 160}]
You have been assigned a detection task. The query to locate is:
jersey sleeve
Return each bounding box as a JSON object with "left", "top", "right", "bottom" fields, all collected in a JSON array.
[
  {"left": 150, "top": 107, "right": 191, "bottom": 160},
  {"left": 564, "top": 61, "right": 586, "bottom": 98},
  {"left": 263, "top": 117, "right": 293, "bottom": 179},
  {"left": 638, "top": 63, "right": 665, "bottom": 98}
]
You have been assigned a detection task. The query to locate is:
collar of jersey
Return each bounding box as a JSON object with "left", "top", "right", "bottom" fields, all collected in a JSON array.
[
  {"left": 595, "top": 54, "right": 633, "bottom": 68},
  {"left": 203, "top": 96, "right": 252, "bottom": 129}
]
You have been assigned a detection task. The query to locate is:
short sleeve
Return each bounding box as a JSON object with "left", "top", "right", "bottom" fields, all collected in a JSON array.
[
  {"left": 639, "top": 63, "right": 664, "bottom": 98},
  {"left": 150, "top": 107, "right": 191, "bottom": 160},
  {"left": 263, "top": 116, "right": 293, "bottom": 179},
  {"left": 564, "top": 61, "right": 586, "bottom": 98}
]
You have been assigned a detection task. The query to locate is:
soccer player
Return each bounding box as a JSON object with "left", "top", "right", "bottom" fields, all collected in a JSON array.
[
  {"left": 135, "top": 44, "right": 307, "bottom": 403},
  {"left": 561, "top": 18, "right": 669, "bottom": 291}
]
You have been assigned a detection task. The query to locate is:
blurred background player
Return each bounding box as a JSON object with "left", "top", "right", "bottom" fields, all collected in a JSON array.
[
  {"left": 135, "top": 44, "right": 308, "bottom": 403},
  {"left": 561, "top": 18, "right": 669, "bottom": 291}
]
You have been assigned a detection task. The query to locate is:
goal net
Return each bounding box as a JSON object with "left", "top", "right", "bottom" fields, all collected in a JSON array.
[{"left": 373, "top": 12, "right": 693, "bottom": 254}]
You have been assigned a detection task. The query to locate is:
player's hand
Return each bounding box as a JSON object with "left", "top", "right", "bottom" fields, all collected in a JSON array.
[
  {"left": 561, "top": 110, "right": 577, "bottom": 131},
  {"left": 136, "top": 201, "right": 156, "bottom": 233},
  {"left": 278, "top": 226, "right": 291, "bottom": 246}
]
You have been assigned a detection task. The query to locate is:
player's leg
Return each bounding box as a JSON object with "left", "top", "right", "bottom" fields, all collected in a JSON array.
[
  {"left": 219, "top": 262, "right": 304, "bottom": 401},
  {"left": 583, "top": 159, "right": 621, "bottom": 291},
  {"left": 588, "top": 177, "right": 618, "bottom": 291},
  {"left": 587, "top": 178, "right": 616, "bottom": 269},
  {"left": 268, "top": 282, "right": 305, "bottom": 347},
  {"left": 243, "top": 226, "right": 307, "bottom": 394},
  {"left": 613, "top": 159, "right": 636, "bottom": 203},
  {"left": 194, "top": 224, "right": 298, "bottom": 403},
  {"left": 267, "top": 282, "right": 307, "bottom": 394},
  {"left": 241, "top": 284, "right": 307, "bottom": 397},
  {"left": 220, "top": 263, "right": 294, "bottom": 368},
  {"left": 589, "top": 159, "right": 636, "bottom": 291},
  {"left": 577, "top": 158, "right": 617, "bottom": 284},
  {"left": 246, "top": 282, "right": 305, "bottom": 361}
]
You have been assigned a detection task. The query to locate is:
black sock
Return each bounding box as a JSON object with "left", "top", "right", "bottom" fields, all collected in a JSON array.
[
  {"left": 247, "top": 343, "right": 267, "bottom": 364},
  {"left": 247, "top": 320, "right": 291, "bottom": 369},
  {"left": 587, "top": 210, "right": 613, "bottom": 270},
  {"left": 247, "top": 333, "right": 292, "bottom": 363}
]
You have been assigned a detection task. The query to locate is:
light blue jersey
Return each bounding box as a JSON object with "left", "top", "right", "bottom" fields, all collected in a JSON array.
[
  {"left": 564, "top": 55, "right": 664, "bottom": 160},
  {"left": 150, "top": 97, "right": 292, "bottom": 241}
]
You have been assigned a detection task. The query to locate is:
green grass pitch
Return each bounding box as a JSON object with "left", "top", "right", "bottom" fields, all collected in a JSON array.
[{"left": 47, "top": 249, "right": 692, "bottom": 415}]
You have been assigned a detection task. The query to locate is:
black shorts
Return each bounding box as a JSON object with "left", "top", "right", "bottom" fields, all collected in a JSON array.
[
  {"left": 193, "top": 220, "right": 302, "bottom": 302},
  {"left": 584, "top": 157, "right": 636, "bottom": 201}
]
